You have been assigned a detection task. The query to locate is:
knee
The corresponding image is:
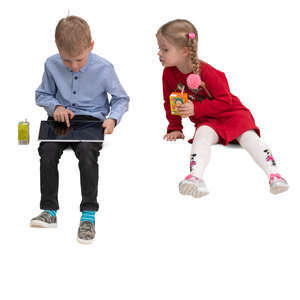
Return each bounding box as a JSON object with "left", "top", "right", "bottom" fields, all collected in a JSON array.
[
  {"left": 194, "top": 136, "right": 213, "bottom": 147},
  {"left": 194, "top": 126, "right": 218, "bottom": 145},
  {"left": 237, "top": 130, "right": 259, "bottom": 147},
  {"left": 75, "top": 143, "right": 101, "bottom": 165},
  {"left": 38, "top": 143, "right": 63, "bottom": 164}
]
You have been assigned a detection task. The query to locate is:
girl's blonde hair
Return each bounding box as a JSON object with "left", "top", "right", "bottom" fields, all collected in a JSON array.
[
  {"left": 55, "top": 15, "right": 92, "bottom": 56},
  {"left": 157, "top": 19, "right": 199, "bottom": 75}
]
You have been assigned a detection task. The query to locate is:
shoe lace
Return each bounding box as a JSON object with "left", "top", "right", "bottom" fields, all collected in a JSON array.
[
  {"left": 269, "top": 173, "right": 283, "bottom": 184},
  {"left": 80, "top": 221, "right": 93, "bottom": 232}
]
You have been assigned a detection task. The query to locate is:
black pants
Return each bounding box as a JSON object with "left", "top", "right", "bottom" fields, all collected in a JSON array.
[{"left": 38, "top": 116, "right": 102, "bottom": 211}]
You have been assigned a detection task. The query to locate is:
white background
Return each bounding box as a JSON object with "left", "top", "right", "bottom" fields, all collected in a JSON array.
[{"left": 1, "top": 0, "right": 299, "bottom": 299}]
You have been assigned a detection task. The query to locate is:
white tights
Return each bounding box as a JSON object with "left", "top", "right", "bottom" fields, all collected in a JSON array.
[{"left": 190, "top": 126, "right": 279, "bottom": 179}]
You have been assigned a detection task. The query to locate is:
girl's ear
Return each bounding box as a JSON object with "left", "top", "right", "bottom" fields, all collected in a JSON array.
[{"left": 182, "top": 46, "right": 189, "bottom": 57}]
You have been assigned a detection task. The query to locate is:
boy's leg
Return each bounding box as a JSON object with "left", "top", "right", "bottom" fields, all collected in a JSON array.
[
  {"left": 71, "top": 142, "right": 103, "bottom": 212},
  {"left": 38, "top": 142, "right": 69, "bottom": 210}
]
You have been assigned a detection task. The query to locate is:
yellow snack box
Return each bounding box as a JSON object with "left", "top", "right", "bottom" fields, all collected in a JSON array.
[{"left": 169, "top": 92, "right": 188, "bottom": 115}]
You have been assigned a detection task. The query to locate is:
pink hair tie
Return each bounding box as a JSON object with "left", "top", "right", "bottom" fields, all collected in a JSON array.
[{"left": 188, "top": 32, "right": 195, "bottom": 39}]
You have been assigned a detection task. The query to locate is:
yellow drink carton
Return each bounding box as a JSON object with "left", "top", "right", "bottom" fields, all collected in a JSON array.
[
  {"left": 18, "top": 119, "right": 30, "bottom": 145},
  {"left": 169, "top": 92, "right": 188, "bottom": 115}
]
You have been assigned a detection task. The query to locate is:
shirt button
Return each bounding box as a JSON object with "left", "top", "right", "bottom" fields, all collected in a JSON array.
[
  {"left": 74, "top": 76, "right": 78, "bottom": 80},
  {"left": 73, "top": 91, "right": 76, "bottom": 94}
]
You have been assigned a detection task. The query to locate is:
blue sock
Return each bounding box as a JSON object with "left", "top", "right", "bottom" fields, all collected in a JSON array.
[
  {"left": 45, "top": 210, "right": 57, "bottom": 217},
  {"left": 81, "top": 211, "right": 95, "bottom": 223}
]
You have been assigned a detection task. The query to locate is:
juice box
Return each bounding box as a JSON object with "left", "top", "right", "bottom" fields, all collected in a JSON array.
[
  {"left": 169, "top": 92, "right": 188, "bottom": 115},
  {"left": 18, "top": 119, "right": 29, "bottom": 145}
]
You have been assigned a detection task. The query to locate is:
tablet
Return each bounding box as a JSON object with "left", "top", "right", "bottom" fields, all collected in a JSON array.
[{"left": 38, "top": 120, "right": 104, "bottom": 142}]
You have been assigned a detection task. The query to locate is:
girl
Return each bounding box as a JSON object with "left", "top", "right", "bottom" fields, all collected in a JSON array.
[{"left": 156, "top": 19, "right": 289, "bottom": 198}]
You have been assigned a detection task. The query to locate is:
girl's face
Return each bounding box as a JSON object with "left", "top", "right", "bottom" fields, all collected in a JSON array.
[{"left": 157, "top": 35, "right": 187, "bottom": 67}]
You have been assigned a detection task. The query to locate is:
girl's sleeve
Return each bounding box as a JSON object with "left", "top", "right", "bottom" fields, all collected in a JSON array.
[
  {"left": 162, "top": 68, "right": 183, "bottom": 133},
  {"left": 193, "top": 67, "right": 233, "bottom": 118}
]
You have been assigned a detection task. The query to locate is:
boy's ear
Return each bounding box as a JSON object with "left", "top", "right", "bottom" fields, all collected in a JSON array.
[{"left": 90, "top": 40, "right": 95, "bottom": 51}]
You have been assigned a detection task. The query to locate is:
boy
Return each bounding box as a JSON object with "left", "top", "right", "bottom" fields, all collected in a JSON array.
[{"left": 30, "top": 16, "right": 129, "bottom": 244}]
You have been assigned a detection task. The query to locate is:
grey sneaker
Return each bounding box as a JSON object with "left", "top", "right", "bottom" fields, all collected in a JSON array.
[
  {"left": 30, "top": 211, "right": 57, "bottom": 228},
  {"left": 179, "top": 174, "right": 209, "bottom": 198},
  {"left": 269, "top": 173, "right": 289, "bottom": 195},
  {"left": 77, "top": 221, "right": 95, "bottom": 244}
]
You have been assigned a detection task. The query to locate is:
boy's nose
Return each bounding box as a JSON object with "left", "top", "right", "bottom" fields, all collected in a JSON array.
[{"left": 71, "top": 62, "right": 79, "bottom": 72}]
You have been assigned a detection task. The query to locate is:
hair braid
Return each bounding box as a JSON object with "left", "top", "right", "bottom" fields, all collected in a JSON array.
[{"left": 187, "top": 37, "right": 199, "bottom": 75}]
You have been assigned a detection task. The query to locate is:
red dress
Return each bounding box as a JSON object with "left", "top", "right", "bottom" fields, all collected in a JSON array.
[{"left": 162, "top": 61, "right": 260, "bottom": 145}]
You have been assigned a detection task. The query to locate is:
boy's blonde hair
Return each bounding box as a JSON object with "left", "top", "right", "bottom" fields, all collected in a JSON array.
[
  {"left": 55, "top": 15, "right": 92, "bottom": 56},
  {"left": 157, "top": 19, "right": 199, "bottom": 74}
]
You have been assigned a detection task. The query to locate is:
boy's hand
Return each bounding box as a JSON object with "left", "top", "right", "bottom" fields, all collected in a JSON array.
[
  {"left": 176, "top": 100, "right": 194, "bottom": 118},
  {"left": 163, "top": 130, "right": 185, "bottom": 141},
  {"left": 102, "top": 118, "right": 116, "bottom": 134},
  {"left": 53, "top": 105, "right": 74, "bottom": 127}
]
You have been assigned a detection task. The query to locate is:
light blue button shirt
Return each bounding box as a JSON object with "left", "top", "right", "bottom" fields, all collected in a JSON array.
[{"left": 36, "top": 53, "right": 129, "bottom": 124}]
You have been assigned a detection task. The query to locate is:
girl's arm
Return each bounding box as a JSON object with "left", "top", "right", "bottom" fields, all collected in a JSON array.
[
  {"left": 163, "top": 69, "right": 183, "bottom": 133},
  {"left": 193, "top": 67, "right": 233, "bottom": 118}
]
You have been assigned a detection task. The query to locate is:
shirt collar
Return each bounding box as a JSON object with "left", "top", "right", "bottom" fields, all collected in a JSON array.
[{"left": 63, "top": 52, "right": 93, "bottom": 73}]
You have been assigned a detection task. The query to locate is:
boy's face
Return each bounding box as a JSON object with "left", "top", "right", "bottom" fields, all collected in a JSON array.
[
  {"left": 59, "top": 41, "right": 94, "bottom": 72},
  {"left": 157, "top": 35, "right": 187, "bottom": 67}
]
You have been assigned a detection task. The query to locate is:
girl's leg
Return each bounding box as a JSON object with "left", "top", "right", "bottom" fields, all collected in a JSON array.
[
  {"left": 190, "top": 125, "right": 219, "bottom": 178},
  {"left": 179, "top": 125, "right": 219, "bottom": 198},
  {"left": 236, "top": 130, "right": 289, "bottom": 194}
]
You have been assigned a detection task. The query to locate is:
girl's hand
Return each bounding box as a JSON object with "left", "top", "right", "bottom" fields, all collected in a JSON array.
[
  {"left": 102, "top": 118, "right": 116, "bottom": 134},
  {"left": 176, "top": 100, "right": 194, "bottom": 118},
  {"left": 163, "top": 130, "right": 185, "bottom": 141}
]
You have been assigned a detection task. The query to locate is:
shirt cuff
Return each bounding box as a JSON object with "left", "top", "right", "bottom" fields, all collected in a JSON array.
[
  {"left": 48, "top": 102, "right": 61, "bottom": 115},
  {"left": 108, "top": 112, "right": 121, "bottom": 125}
]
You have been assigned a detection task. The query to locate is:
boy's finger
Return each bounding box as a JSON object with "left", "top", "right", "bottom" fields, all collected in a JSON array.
[
  {"left": 105, "top": 127, "right": 112, "bottom": 134},
  {"left": 67, "top": 110, "right": 75, "bottom": 119},
  {"left": 64, "top": 113, "right": 70, "bottom": 127},
  {"left": 60, "top": 113, "right": 65, "bottom": 122}
]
